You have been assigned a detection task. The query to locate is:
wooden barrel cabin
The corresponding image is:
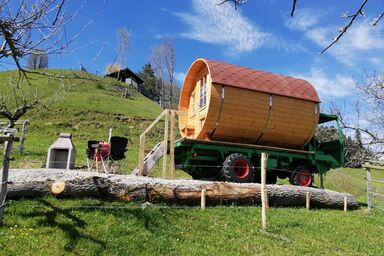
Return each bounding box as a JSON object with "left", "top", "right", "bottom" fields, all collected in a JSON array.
[{"left": 178, "top": 58, "right": 321, "bottom": 149}]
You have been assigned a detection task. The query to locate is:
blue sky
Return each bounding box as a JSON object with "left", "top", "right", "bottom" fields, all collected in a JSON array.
[{"left": 45, "top": 0, "right": 384, "bottom": 106}]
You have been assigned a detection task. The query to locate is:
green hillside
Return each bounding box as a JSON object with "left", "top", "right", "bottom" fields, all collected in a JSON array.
[{"left": 0, "top": 70, "right": 165, "bottom": 171}]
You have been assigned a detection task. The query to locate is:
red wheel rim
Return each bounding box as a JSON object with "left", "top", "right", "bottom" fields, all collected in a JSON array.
[
  {"left": 233, "top": 159, "right": 250, "bottom": 179},
  {"left": 295, "top": 169, "right": 312, "bottom": 187}
]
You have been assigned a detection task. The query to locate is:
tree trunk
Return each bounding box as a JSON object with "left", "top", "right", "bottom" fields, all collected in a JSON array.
[{"left": 7, "top": 169, "right": 359, "bottom": 209}]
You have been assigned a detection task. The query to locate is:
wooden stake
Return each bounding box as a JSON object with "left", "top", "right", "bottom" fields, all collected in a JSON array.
[
  {"left": 344, "top": 196, "right": 347, "bottom": 212},
  {"left": 366, "top": 167, "right": 372, "bottom": 213},
  {"left": 261, "top": 152, "right": 267, "bottom": 231},
  {"left": 162, "top": 110, "right": 169, "bottom": 178},
  {"left": 201, "top": 189, "right": 206, "bottom": 210},
  {"left": 169, "top": 110, "right": 175, "bottom": 179},
  {"left": 20, "top": 120, "right": 28, "bottom": 155},
  {"left": 138, "top": 134, "right": 145, "bottom": 176},
  {"left": 95, "top": 147, "right": 99, "bottom": 173},
  {"left": 320, "top": 173, "right": 324, "bottom": 189},
  {"left": 51, "top": 181, "right": 66, "bottom": 195},
  {"left": 108, "top": 128, "right": 112, "bottom": 144},
  {"left": 306, "top": 192, "right": 311, "bottom": 210},
  {"left": 0, "top": 135, "right": 14, "bottom": 226}
]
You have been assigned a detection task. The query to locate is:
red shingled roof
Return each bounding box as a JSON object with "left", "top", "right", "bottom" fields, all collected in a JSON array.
[{"left": 204, "top": 59, "right": 320, "bottom": 103}]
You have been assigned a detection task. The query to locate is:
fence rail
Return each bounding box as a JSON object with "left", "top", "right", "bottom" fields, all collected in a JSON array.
[
  {"left": 363, "top": 161, "right": 384, "bottom": 213},
  {"left": 0, "top": 120, "right": 28, "bottom": 155}
]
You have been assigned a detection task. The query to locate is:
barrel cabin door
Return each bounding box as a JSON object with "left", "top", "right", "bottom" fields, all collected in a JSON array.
[{"left": 186, "top": 74, "right": 209, "bottom": 139}]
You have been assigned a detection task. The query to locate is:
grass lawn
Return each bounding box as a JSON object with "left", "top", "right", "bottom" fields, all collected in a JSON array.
[
  {"left": 324, "top": 167, "right": 384, "bottom": 204},
  {"left": 1, "top": 197, "right": 384, "bottom": 256}
]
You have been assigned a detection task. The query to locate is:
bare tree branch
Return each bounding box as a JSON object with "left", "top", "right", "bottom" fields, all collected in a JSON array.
[
  {"left": 220, "top": 0, "right": 384, "bottom": 53},
  {"left": 52, "top": 0, "right": 65, "bottom": 26},
  {"left": 149, "top": 37, "right": 176, "bottom": 108},
  {"left": 372, "top": 11, "right": 384, "bottom": 26},
  {"left": 0, "top": 0, "right": 106, "bottom": 127},
  {"left": 163, "top": 37, "right": 175, "bottom": 107},
  {"left": 150, "top": 44, "right": 165, "bottom": 107},
  {"left": 217, "top": 0, "right": 247, "bottom": 9},
  {"left": 117, "top": 27, "right": 130, "bottom": 68},
  {"left": 320, "top": 0, "right": 369, "bottom": 54},
  {"left": 290, "top": 0, "right": 298, "bottom": 17}
]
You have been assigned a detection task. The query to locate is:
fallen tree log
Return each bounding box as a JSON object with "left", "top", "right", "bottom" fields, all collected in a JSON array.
[{"left": 7, "top": 169, "right": 359, "bottom": 209}]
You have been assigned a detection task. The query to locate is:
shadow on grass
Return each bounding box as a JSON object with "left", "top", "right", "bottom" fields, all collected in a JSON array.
[
  {"left": 74, "top": 203, "right": 167, "bottom": 233},
  {"left": 17, "top": 198, "right": 175, "bottom": 253},
  {"left": 20, "top": 199, "right": 107, "bottom": 253}
]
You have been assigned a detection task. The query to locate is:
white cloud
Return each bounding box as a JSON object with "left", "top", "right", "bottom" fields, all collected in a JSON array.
[
  {"left": 285, "top": 9, "right": 384, "bottom": 66},
  {"left": 174, "top": 71, "right": 186, "bottom": 84},
  {"left": 306, "top": 27, "right": 328, "bottom": 45},
  {"left": 175, "top": 0, "right": 273, "bottom": 52},
  {"left": 306, "top": 20, "right": 384, "bottom": 65},
  {"left": 368, "top": 57, "right": 383, "bottom": 66},
  {"left": 285, "top": 8, "right": 322, "bottom": 31},
  {"left": 293, "top": 68, "right": 355, "bottom": 100}
]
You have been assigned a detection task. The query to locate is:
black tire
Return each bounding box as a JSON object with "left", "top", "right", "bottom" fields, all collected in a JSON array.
[
  {"left": 221, "top": 153, "right": 254, "bottom": 183},
  {"left": 290, "top": 166, "right": 313, "bottom": 187}
]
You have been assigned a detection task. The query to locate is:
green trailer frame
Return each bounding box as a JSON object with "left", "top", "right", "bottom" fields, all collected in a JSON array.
[{"left": 174, "top": 113, "right": 345, "bottom": 185}]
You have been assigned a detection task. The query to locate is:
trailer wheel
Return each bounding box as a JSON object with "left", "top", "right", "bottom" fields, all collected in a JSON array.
[
  {"left": 221, "top": 153, "right": 254, "bottom": 183},
  {"left": 291, "top": 166, "right": 313, "bottom": 187}
]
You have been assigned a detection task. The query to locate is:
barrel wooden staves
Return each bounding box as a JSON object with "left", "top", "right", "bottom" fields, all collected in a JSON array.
[{"left": 178, "top": 58, "right": 321, "bottom": 149}]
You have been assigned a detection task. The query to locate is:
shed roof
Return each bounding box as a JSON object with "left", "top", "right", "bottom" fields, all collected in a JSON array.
[
  {"left": 202, "top": 59, "right": 320, "bottom": 103},
  {"left": 105, "top": 68, "right": 144, "bottom": 84}
]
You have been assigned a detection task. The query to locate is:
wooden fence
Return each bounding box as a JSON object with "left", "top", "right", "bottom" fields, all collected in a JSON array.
[
  {"left": 363, "top": 160, "right": 384, "bottom": 213},
  {"left": 0, "top": 134, "right": 14, "bottom": 225},
  {"left": 138, "top": 109, "right": 176, "bottom": 178},
  {"left": 0, "top": 120, "right": 29, "bottom": 155}
]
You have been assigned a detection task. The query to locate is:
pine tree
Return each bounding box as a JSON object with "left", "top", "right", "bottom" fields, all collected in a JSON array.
[{"left": 137, "top": 63, "right": 160, "bottom": 102}]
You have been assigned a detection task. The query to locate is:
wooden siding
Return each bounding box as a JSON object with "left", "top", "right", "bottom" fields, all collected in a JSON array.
[{"left": 179, "top": 59, "right": 320, "bottom": 149}]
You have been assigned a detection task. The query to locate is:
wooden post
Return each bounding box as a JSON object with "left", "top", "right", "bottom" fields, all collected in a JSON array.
[
  {"left": 162, "top": 110, "right": 169, "bottom": 178},
  {"left": 320, "top": 173, "right": 324, "bottom": 189},
  {"left": 201, "top": 189, "right": 206, "bottom": 210},
  {"left": 0, "top": 135, "right": 14, "bottom": 226},
  {"left": 138, "top": 134, "right": 145, "bottom": 176},
  {"left": 344, "top": 196, "right": 348, "bottom": 212},
  {"left": 108, "top": 128, "right": 112, "bottom": 144},
  {"left": 169, "top": 110, "right": 175, "bottom": 179},
  {"left": 95, "top": 147, "right": 99, "bottom": 173},
  {"left": 306, "top": 192, "right": 311, "bottom": 210},
  {"left": 366, "top": 167, "right": 372, "bottom": 213},
  {"left": 20, "top": 120, "right": 28, "bottom": 155},
  {"left": 261, "top": 153, "right": 267, "bottom": 231}
]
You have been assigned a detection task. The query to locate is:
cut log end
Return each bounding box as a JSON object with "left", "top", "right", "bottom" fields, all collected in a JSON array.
[{"left": 51, "top": 181, "right": 66, "bottom": 195}]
